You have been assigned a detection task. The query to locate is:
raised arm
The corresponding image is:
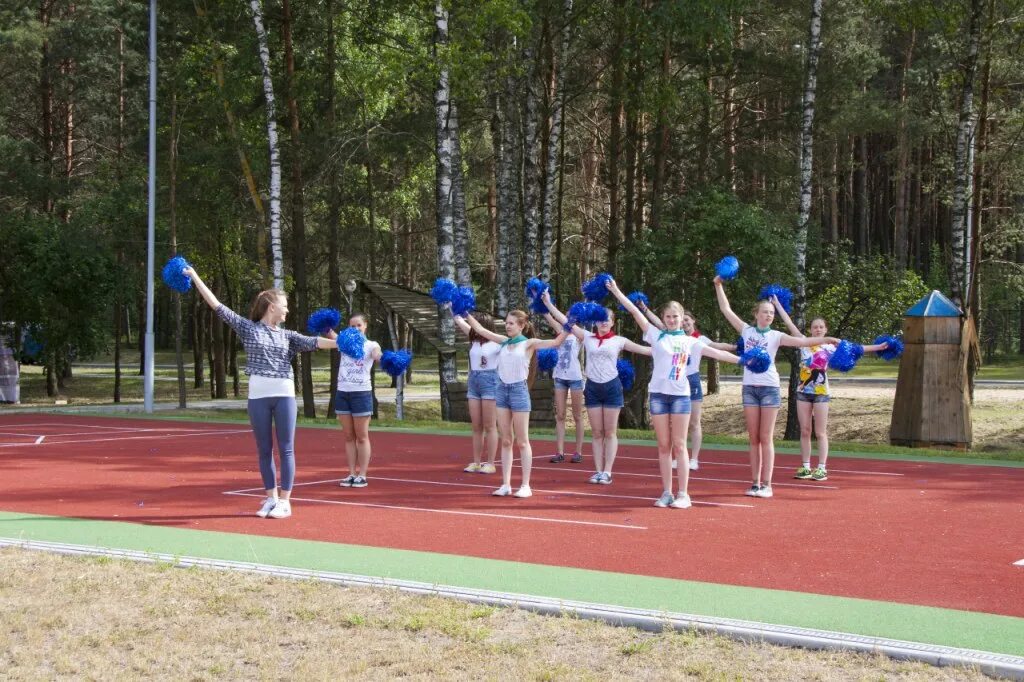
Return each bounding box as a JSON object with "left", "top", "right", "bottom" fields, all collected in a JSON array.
[
  {"left": 541, "top": 290, "right": 585, "bottom": 340},
  {"left": 184, "top": 267, "right": 221, "bottom": 310},
  {"left": 780, "top": 334, "right": 841, "bottom": 349},
  {"left": 528, "top": 329, "right": 569, "bottom": 351},
  {"left": 622, "top": 339, "right": 653, "bottom": 357},
  {"left": 452, "top": 313, "right": 472, "bottom": 337},
  {"left": 713, "top": 276, "right": 745, "bottom": 333},
  {"left": 607, "top": 278, "right": 650, "bottom": 332},
  {"left": 464, "top": 313, "right": 507, "bottom": 344},
  {"left": 642, "top": 305, "right": 663, "bottom": 330},
  {"left": 701, "top": 347, "right": 740, "bottom": 365},
  {"left": 861, "top": 341, "right": 889, "bottom": 354},
  {"left": 771, "top": 295, "right": 802, "bottom": 337}
]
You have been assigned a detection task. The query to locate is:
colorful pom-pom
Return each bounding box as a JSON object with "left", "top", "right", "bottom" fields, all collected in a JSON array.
[
  {"left": 336, "top": 327, "right": 367, "bottom": 360},
  {"left": 161, "top": 256, "right": 192, "bottom": 293},
  {"left": 735, "top": 337, "right": 745, "bottom": 356},
  {"left": 873, "top": 335, "right": 904, "bottom": 361},
  {"left": 715, "top": 255, "right": 740, "bottom": 281},
  {"left": 451, "top": 286, "right": 476, "bottom": 316},
  {"left": 759, "top": 283, "right": 792, "bottom": 313},
  {"left": 429, "top": 277, "right": 458, "bottom": 306},
  {"left": 380, "top": 349, "right": 413, "bottom": 377},
  {"left": 581, "top": 272, "right": 613, "bottom": 302},
  {"left": 566, "top": 301, "right": 609, "bottom": 326},
  {"left": 828, "top": 340, "right": 861, "bottom": 373},
  {"left": 617, "top": 359, "right": 635, "bottom": 391},
  {"left": 307, "top": 307, "right": 341, "bottom": 334},
  {"left": 740, "top": 347, "right": 772, "bottom": 373},
  {"left": 619, "top": 290, "right": 649, "bottom": 312},
  {"left": 537, "top": 348, "right": 558, "bottom": 373}
]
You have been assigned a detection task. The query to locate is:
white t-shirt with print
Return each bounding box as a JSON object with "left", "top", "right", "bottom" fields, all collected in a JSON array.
[
  {"left": 469, "top": 340, "right": 501, "bottom": 372},
  {"left": 643, "top": 326, "right": 701, "bottom": 396},
  {"left": 552, "top": 334, "right": 583, "bottom": 381},
  {"left": 739, "top": 325, "right": 783, "bottom": 387},
  {"left": 580, "top": 330, "right": 628, "bottom": 383},
  {"left": 684, "top": 335, "right": 712, "bottom": 376},
  {"left": 336, "top": 340, "right": 381, "bottom": 392}
]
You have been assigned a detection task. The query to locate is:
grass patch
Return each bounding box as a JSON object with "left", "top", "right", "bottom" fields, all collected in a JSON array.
[{"left": 0, "top": 548, "right": 991, "bottom": 681}]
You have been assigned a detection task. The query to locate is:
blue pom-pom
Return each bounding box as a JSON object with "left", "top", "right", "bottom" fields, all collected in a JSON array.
[
  {"left": 740, "top": 347, "right": 771, "bottom": 373},
  {"left": 828, "top": 340, "right": 861, "bottom": 373},
  {"left": 619, "top": 291, "right": 649, "bottom": 312},
  {"left": 715, "top": 255, "right": 740, "bottom": 281},
  {"left": 873, "top": 335, "right": 904, "bottom": 361},
  {"left": 567, "top": 301, "right": 609, "bottom": 326},
  {"left": 759, "top": 283, "right": 792, "bottom": 313},
  {"left": 581, "top": 272, "right": 613, "bottom": 302},
  {"left": 430, "top": 277, "right": 458, "bottom": 306},
  {"left": 451, "top": 286, "right": 476, "bottom": 316},
  {"left": 529, "top": 293, "right": 550, "bottom": 314},
  {"left": 525, "top": 277, "right": 548, "bottom": 298},
  {"left": 537, "top": 348, "right": 558, "bottom": 373},
  {"left": 735, "top": 337, "right": 745, "bottom": 356},
  {"left": 336, "top": 327, "right": 367, "bottom": 360},
  {"left": 616, "top": 359, "right": 635, "bottom": 391},
  {"left": 307, "top": 307, "right": 341, "bottom": 334},
  {"left": 161, "top": 256, "right": 192, "bottom": 293},
  {"left": 380, "top": 349, "right": 413, "bottom": 377},
  {"left": 851, "top": 342, "right": 865, "bottom": 361}
]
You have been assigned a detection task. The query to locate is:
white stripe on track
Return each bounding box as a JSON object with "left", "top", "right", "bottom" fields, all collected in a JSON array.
[
  {"left": 530, "top": 465, "right": 839, "bottom": 489},
  {"left": 612, "top": 454, "right": 904, "bottom": 476},
  {"left": 0, "top": 428, "right": 250, "bottom": 448}
]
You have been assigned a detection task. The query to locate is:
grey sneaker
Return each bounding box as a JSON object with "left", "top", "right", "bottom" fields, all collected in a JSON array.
[
  {"left": 654, "top": 491, "right": 675, "bottom": 508},
  {"left": 587, "top": 472, "right": 602, "bottom": 484},
  {"left": 597, "top": 472, "right": 612, "bottom": 485}
]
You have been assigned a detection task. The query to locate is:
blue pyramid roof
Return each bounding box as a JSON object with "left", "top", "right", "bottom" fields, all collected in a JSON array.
[{"left": 905, "top": 290, "right": 962, "bottom": 317}]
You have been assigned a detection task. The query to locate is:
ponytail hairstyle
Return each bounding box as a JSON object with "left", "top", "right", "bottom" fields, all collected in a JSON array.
[
  {"left": 249, "top": 289, "right": 287, "bottom": 322},
  {"left": 506, "top": 310, "right": 535, "bottom": 338}
]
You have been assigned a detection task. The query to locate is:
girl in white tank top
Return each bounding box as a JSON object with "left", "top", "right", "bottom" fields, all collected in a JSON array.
[{"left": 453, "top": 313, "right": 501, "bottom": 474}]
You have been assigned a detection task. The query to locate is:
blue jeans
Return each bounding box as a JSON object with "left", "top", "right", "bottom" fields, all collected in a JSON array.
[
  {"left": 742, "top": 385, "right": 782, "bottom": 408},
  {"left": 335, "top": 390, "right": 374, "bottom": 417},
  {"left": 649, "top": 392, "right": 691, "bottom": 416},
  {"left": 248, "top": 396, "right": 297, "bottom": 491},
  {"left": 687, "top": 373, "right": 703, "bottom": 402},
  {"left": 554, "top": 377, "right": 584, "bottom": 391},
  {"left": 496, "top": 380, "right": 531, "bottom": 412},
  {"left": 467, "top": 369, "right": 498, "bottom": 400},
  {"left": 583, "top": 377, "right": 624, "bottom": 408}
]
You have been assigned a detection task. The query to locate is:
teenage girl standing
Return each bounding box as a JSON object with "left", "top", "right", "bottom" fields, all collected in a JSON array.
[
  {"left": 453, "top": 313, "right": 500, "bottom": 474},
  {"left": 335, "top": 313, "right": 383, "bottom": 489}
]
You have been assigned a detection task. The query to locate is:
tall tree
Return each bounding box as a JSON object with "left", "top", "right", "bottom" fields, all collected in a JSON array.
[
  {"left": 434, "top": 0, "right": 456, "bottom": 420},
  {"left": 540, "top": 0, "right": 573, "bottom": 281}
]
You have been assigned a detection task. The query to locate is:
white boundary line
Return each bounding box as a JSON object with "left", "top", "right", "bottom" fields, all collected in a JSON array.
[
  {"left": 223, "top": 490, "right": 647, "bottom": 529},
  {"left": 3, "top": 538, "right": 1021, "bottom": 679},
  {"left": 224, "top": 476, "right": 755, "bottom": 509},
  {"left": 0, "top": 422, "right": 199, "bottom": 431},
  {"left": 530, "top": 464, "right": 839, "bottom": 490},
  {"left": 0, "top": 428, "right": 250, "bottom": 448},
  {"left": 612, "top": 454, "right": 905, "bottom": 477},
  {"left": 1015, "top": 559, "right": 1024, "bottom": 567}
]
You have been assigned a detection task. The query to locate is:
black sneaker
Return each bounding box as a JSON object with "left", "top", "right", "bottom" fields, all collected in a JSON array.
[
  {"left": 351, "top": 476, "right": 368, "bottom": 488},
  {"left": 570, "top": 452, "right": 583, "bottom": 464},
  {"left": 549, "top": 453, "right": 566, "bottom": 463}
]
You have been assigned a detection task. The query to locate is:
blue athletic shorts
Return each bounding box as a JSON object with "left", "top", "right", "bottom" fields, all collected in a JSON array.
[
  {"left": 335, "top": 390, "right": 373, "bottom": 417},
  {"left": 687, "top": 373, "right": 703, "bottom": 402},
  {"left": 583, "top": 377, "right": 624, "bottom": 408},
  {"left": 467, "top": 369, "right": 498, "bottom": 400},
  {"left": 742, "top": 385, "right": 781, "bottom": 408},
  {"left": 649, "top": 392, "right": 691, "bottom": 416},
  {"left": 554, "top": 377, "right": 584, "bottom": 391},
  {"left": 495, "top": 380, "right": 531, "bottom": 412},
  {"left": 797, "top": 392, "right": 830, "bottom": 404}
]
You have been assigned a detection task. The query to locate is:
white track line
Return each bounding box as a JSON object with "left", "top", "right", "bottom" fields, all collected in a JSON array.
[
  {"left": 0, "top": 422, "right": 192, "bottom": 431},
  {"left": 0, "top": 428, "right": 250, "bottom": 448},
  {"left": 224, "top": 476, "right": 755, "bottom": 509},
  {"left": 530, "top": 465, "right": 838, "bottom": 490},
  {"left": 612, "top": 454, "right": 905, "bottom": 476},
  {"left": 1015, "top": 559, "right": 1024, "bottom": 567},
  {"left": 223, "top": 490, "right": 647, "bottom": 530}
]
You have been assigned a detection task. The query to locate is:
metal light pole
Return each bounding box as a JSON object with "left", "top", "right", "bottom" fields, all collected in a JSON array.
[{"left": 144, "top": 0, "right": 157, "bottom": 412}]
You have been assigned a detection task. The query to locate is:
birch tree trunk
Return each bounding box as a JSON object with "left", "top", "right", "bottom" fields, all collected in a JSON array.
[
  {"left": 949, "top": 0, "right": 983, "bottom": 310},
  {"left": 540, "top": 0, "right": 572, "bottom": 281},
  {"left": 785, "top": 0, "right": 823, "bottom": 442},
  {"left": 521, "top": 45, "right": 542, "bottom": 280},
  {"left": 450, "top": 100, "right": 472, "bottom": 285},
  {"left": 434, "top": 0, "right": 456, "bottom": 420},
  {"left": 249, "top": 0, "right": 284, "bottom": 290},
  {"left": 605, "top": 0, "right": 625, "bottom": 272},
  {"left": 325, "top": 0, "right": 341, "bottom": 419},
  {"left": 493, "top": 80, "right": 517, "bottom": 316}
]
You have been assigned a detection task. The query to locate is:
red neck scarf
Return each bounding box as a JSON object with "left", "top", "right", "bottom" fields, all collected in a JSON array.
[
  {"left": 690, "top": 329, "right": 701, "bottom": 338},
  {"left": 595, "top": 330, "right": 616, "bottom": 347}
]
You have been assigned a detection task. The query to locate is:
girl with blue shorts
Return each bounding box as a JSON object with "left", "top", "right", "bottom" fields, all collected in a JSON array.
[
  {"left": 185, "top": 267, "right": 334, "bottom": 519},
  {"left": 453, "top": 313, "right": 500, "bottom": 474},
  {"left": 541, "top": 291, "right": 650, "bottom": 485},
  {"left": 465, "top": 310, "right": 568, "bottom": 498},
  {"left": 543, "top": 322, "right": 585, "bottom": 466},
  {"left": 612, "top": 280, "right": 739, "bottom": 508},
  {"left": 714, "top": 277, "right": 838, "bottom": 498},
  {"left": 335, "top": 313, "right": 382, "bottom": 489}
]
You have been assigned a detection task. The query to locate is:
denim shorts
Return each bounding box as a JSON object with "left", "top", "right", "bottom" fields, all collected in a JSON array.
[
  {"left": 687, "top": 373, "right": 703, "bottom": 402},
  {"left": 742, "top": 385, "right": 781, "bottom": 408},
  {"left": 649, "top": 392, "right": 691, "bottom": 416},
  {"left": 583, "top": 377, "right": 624, "bottom": 408},
  {"left": 467, "top": 369, "right": 498, "bottom": 400},
  {"left": 496, "top": 380, "right": 531, "bottom": 412},
  {"left": 797, "top": 392, "right": 831, "bottom": 404},
  {"left": 554, "top": 377, "right": 584, "bottom": 391},
  {"left": 335, "top": 390, "right": 374, "bottom": 417}
]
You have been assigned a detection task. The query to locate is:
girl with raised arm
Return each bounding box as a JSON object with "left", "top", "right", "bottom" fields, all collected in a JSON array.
[
  {"left": 610, "top": 279, "right": 740, "bottom": 508},
  {"left": 541, "top": 291, "right": 651, "bottom": 485},
  {"left": 335, "top": 313, "right": 383, "bottom": 489},
  {"left": 713, "top": 276, "right": 839, "bottom": 498},
  {"left": 185, "top": 267, "right": 335, "bottom": 519},
  {"left": 771, "top": 298, "right": 888, "bottom": 482},
  {"left": 452, "top": 313, "right": 500, "bottom": 474},
  {"left": 464, "top": 310, "right": 569, "bottom": 498},
  {"left": 541, "top": 303, "right": 585, "bottom": 466}
]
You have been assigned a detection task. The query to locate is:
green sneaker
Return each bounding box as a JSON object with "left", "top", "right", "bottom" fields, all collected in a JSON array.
[
  {"left": 794, "top": 466, "right": 813, "bottom": 480},
  {"left": 810, "top": 467, "right": 828, "bottom": 481}
]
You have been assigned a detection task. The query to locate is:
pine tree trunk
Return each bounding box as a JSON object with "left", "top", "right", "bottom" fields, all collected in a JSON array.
[
  {"left": 434, "top": 0, "right": 456, "bottom": 420},
  {"left": 169, "top": 89, "right": 187, "bottom": 409},
  {"left": 193, "top": 298, "right": 206, "bottom": 389},
  {"left": 650, "top": 41, "right": 670, "bottom": 233},
  {"left": 521, "top": 45, "right": 542, "bottom": 280},
  {"left": 450, "top": 100, "right": 471, "bottom": 286},
  {"left": 248, "top": 0, "right": 284, "bottom": 289},
  {"left": 894, "top": 30, "right": 916, "bottom": 270},
  {"left": 325, "top": 0, "right": 341, "bottom": 418},
  {"left": 540, "top": 0, "right": 573, "bottom": 281},
  {"left": 605, "top": 0, "right": 624, "bottom": 272},
  {"left": 493, "top": 81, "right": 517, "bottom": 316}
]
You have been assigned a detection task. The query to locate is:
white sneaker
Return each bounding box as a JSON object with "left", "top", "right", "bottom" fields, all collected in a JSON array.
[
  {"left": 339, "top": 475, "right": 356, "bottom": 487},
  {"left": 492, "top": 484, "right": 512, "bottom": 497},
  {"left": 256, "top": 497, "right": 278, "bottom": 518},
  {"left": 513, "top": 485, "right": 533, "bottom": 498},
  {"left": 671, "top": 459, "right": 678, "bottom": 470},
  {"left": 744, "top": 485, "right": 761, "bottom": 497},
  {"left": 688, "top": 459, "right": 699, "bottom": 471},
  {"left": 268, "top": 499, "right": 292, "bottom": 519},
  {"left": 654, "top": 491, "right": 675, "bottom": 508},
  {"left": 670, "top": 494, "right": 692, "bottom": 509},
  {"left": 597, "top": 472, "right": 612, "bottom": 485},
  {"left": 463, "top": 462, "right": 481, "bottom": 473},
  {"left": 588, "top": 472, "right": 602, "bottom": 484},
  {"left": 754, "top": 485, "right": 774, "bottom": 498}
]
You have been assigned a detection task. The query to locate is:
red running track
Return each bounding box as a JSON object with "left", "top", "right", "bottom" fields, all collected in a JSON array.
[{"left": 3, "top": 413, "right": 1023, "bottom": 617}]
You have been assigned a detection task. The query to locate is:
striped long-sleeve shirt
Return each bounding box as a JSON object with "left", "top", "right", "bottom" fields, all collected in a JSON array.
[{"left": 216, "top": 305, "right": 318, "bottom": 379}]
